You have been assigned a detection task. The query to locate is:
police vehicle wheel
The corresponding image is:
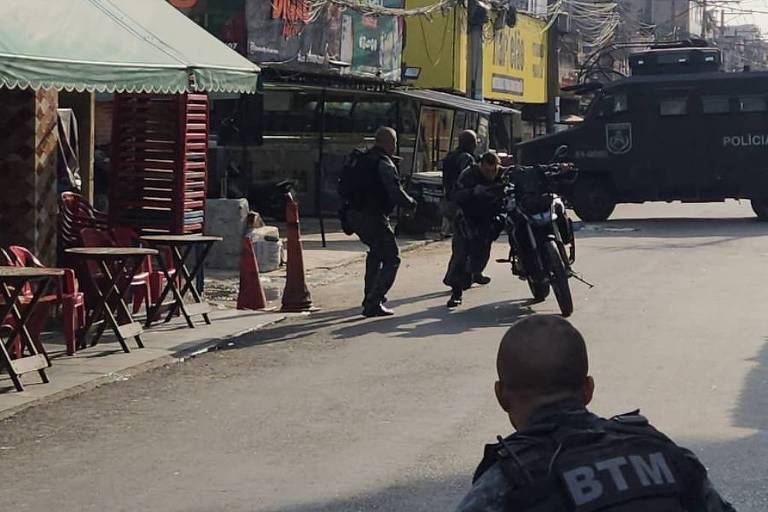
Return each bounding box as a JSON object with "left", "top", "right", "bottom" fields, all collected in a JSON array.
[
  {"left": 572, "top": 179, "right": 616, "bottom": 222},
  {"left": 545, "top": 240, "right": 573, "bottom": 317},
  {"left": 527, "top": 277, "right": 550, "bottom": 303},
  {"left": 751, "top": 198, "right": 768, "bottom": 221}
]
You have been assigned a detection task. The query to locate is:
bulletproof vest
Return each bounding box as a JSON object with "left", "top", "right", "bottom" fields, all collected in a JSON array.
[
  {"left": 458, "top": 166, "right": 503, "bottom": 220},
  {"left": 341, "top": 149, "right": 390, "bottom": 214},
  {"left": 443, "top": 150, "right": 472, "bottom": 191},
  {"left": 478, "top": 413, "right": 695, "bottom": 512}
]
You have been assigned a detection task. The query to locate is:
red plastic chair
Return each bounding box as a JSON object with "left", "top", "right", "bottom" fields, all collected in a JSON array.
[
  {"left": 79, "top": 228, "right": 152, "bottom": 316},
  {"left": 6, "top": 246, "right": 86, "bottom": 356},
  {"left": 109, "top": 226, "right": 176, "bottom": 314},
  {"left": 59, "top": 192, "right": 108, "bottom": 251}
]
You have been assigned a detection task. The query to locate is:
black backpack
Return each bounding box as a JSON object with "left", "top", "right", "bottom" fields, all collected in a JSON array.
[
  {"left": 338, "top": 148, "right": 370, "bottom": 203},
  {"left": 442, "top": 150, "right": 472, "bottom": 194},
  {"left": 337, "top": 148, "right": 379, "bottom": 235}
]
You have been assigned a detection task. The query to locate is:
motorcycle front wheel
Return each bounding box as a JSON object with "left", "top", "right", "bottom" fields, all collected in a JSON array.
[{"left": 545, "top": 240, "right": 574, "bottom": 317}]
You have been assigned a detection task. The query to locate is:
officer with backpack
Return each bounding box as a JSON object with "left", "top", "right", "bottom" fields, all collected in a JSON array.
[
  {"left": 338, "top": 127, "right": 416, "bottom": 317},
  {"left": 455, "top": 315, "right": 735, "bottom": 512},
  {"left": 441, "top": 130, "right": 478, "bottom": 237}
]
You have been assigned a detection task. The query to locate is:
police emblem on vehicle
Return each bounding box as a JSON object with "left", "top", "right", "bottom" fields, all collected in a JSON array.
[{"left": 606, "top": 123, "right": 632, "bottom": 155}]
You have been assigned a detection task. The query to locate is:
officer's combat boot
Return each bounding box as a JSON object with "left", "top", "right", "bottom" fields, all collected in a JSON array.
[
  {"left": 447, "top": 289, "right": 463, "bottom": 308},
  {"left": 363, "top": 303, "right": 394, "bottom": 317}
]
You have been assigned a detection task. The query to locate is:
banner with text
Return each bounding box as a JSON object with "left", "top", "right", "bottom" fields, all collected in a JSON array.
[{"left": 245, "top": 0, "right": 403, "bottom": 81}]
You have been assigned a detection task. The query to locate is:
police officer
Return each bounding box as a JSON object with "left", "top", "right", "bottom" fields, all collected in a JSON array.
[
  {"left": 444, "top": 152, "right": 504, "bottom": 308},
  {"left": 455, "top": 315, "right": 735, "bottom": 512},
  {"left": 347, "top": 127, "right": 417, "bottom": 318},
  {"left": 441, "top": 130, "right": 478, "bottom": 237}
]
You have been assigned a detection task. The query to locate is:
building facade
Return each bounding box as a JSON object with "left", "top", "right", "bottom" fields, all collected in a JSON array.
[
  {"left": 717, "top": 24, "right": 768, "bottom": 72},
  {"left": 624, "top": 0, "right": 705, "bottom": 40}
]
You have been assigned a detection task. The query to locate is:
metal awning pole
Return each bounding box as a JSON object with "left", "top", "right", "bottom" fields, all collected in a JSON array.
[{"left": 317, "top": 88, "right": 327, "bottom": 248}]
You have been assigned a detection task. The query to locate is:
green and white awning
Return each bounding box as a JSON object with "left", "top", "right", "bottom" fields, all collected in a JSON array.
[{"left": 0, "top": 0, "right": 260, "bottom": 94}]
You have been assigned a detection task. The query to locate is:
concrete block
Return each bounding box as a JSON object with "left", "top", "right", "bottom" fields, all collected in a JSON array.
[{"left": 205, "top": 198, "right": 249, "bottom": 270}]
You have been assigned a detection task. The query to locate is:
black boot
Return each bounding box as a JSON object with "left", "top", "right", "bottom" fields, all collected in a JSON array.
[
  {"left": 447, "top": 290, "right": 463, "bottom": 308},
  {"left": 363, "top": 303, "right": 395, "bottom": 317},
  {"left": 473, "top": 274, "right": 491, "bottom": 285}
]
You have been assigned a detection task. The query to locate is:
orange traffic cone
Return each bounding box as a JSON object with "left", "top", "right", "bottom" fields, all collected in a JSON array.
[
  {"left": 281, "top": 193, "right": 313, "bottom": 312},
  {"left": 237, "top": 237, "right": 267, "bottom": 310}
]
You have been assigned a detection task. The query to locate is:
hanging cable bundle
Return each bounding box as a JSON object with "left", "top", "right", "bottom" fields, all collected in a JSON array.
[
  {"left": 544, "top": 0, "right": 621, "bottom": 49},
  {"left": 306, "top": 0, "right": 459, "bottom": 20}
]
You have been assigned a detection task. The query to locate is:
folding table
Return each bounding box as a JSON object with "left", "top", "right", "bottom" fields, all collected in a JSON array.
[
  {"left": 66, "top": 247, "right": 158, "bottom": 353},
  {"left": 0, "top": 267, "right": 62, "bottom": 392},
  {"left": 141, "top": 234, "right": 221, "bottom": 328}
]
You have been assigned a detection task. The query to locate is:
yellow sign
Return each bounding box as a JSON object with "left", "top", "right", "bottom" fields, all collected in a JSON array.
[
  {"left": 403, "top": 5, "right": 547, "bottom": 104},
  {"left": 402, "top": 0, "right": 467, "bottom": 93},
  {"left": 483, "top": 14, "right": 548, "bottom": 104}
]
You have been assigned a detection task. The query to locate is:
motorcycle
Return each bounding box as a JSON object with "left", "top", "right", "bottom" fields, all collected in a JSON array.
[{"left": 501, "top": 146, "right": 578, "bottom": 317}]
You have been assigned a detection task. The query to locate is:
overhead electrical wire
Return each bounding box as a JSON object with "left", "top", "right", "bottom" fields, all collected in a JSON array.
[
  {"left": 307, "top": 0, "right": 459, "bottom": 20},
  {"left": 544, "top": 0, "right": 621, "bottom": 49}
]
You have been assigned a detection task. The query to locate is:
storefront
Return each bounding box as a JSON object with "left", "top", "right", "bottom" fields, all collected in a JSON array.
[
  {"left": 208, "top": 81, "right": 413, "bottom": 217},
  {"left": 0, "top": 0, "right": 260, "bottom": 263},
  {"left": 196, "top": 0, "right": 407, "bottom": 227},
  {"left": 392, "top": 89, "right": 520, "bottom": 176}
]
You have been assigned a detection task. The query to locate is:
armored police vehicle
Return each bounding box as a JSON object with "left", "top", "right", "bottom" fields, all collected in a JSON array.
[{"left": 518, "top": 44, "right": 768, "bottom": 221}]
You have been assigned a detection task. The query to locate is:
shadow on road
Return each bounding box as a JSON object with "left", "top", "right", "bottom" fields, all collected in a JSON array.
[
  {"left": 688, "top": 339, "right": 768, "bottom": 511},
  {"left": 217, "top": 291, "right": 452, "bottom": 350},
  {"left": 255, "top": 475, "right": 468, "bottom": 512},
  {"left": 217, "top": 288, "right": 535, "bottom": 352},
  {"left": 330, "top": 298, "right": 533, "bottom": 340}
]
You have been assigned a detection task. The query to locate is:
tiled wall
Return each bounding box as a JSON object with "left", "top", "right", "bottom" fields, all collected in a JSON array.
[{"left": 0, "top": 88, "right": 59, "bottom": 264}]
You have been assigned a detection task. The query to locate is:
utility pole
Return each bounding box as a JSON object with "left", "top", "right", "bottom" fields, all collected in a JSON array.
[
  {"left": 545, "top": 0, "right": 559, "bottom": 133},
  {"left": 466, "top": 0, "right": 485, "bottom": 101},
  {"left": 701, "top": 0, "right": 707, "bottom": 38}
]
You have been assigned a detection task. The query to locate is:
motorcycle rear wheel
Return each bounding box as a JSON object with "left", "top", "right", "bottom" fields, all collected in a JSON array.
[{"left": 545, "top": 240, "right": 574, "bottom": 317}]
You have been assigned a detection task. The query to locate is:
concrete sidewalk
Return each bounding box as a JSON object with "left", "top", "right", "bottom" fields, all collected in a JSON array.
[
  {"left": 206, "top": 217, "right": 438, "bottom": 306},
  {"left": 0, "top": 308, "right": 287, "bottom": 419}
]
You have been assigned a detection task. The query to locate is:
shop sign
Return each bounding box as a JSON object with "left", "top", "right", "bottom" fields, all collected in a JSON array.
[
  {"left": 402, "top": 7, "right": 467, "bottom": 92},
  {"left": 483, "top": 13, "right": 548, "bottom": 104},
  {"left": 168, "top": 0, "right": 247, "bottom": 55},
  {"left": 271, "top": 0, "right": 311, "bottom": 38},
  {"left": 245, "top": 0, "right": 403, "bottom": 80},
  {"left": 491, "top": 74, "right": 524, "bottom": 95}
]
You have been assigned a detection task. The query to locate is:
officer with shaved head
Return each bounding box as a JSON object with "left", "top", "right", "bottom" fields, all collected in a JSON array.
[
  {"left": 456, "top": 315, "right": 735, "bottom": 512},
  {"left": 342, "top": 127, "right": 416, "bottom": 317}
]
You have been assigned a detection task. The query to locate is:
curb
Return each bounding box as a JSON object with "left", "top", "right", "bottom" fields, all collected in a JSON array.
[{"left": 0, "top": 315, "right": 287, "bottom": 422}]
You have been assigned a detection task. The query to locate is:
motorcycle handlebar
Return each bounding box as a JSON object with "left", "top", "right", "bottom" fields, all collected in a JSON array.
[{"left": 501, "top": 163, "right": 579, "bottom": 183}]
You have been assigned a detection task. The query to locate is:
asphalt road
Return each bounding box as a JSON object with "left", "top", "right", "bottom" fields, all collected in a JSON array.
[{"left": 1, "top": 201, "right": 767, "bottom": 511}]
